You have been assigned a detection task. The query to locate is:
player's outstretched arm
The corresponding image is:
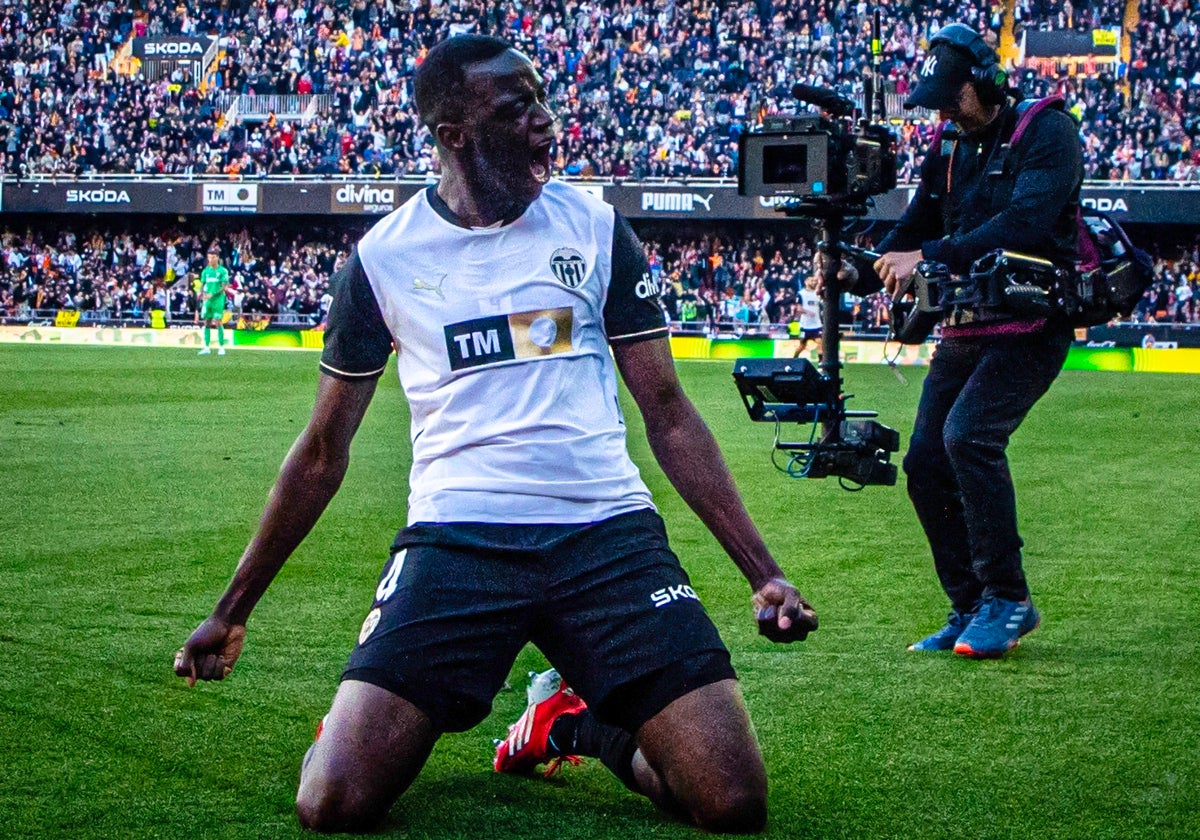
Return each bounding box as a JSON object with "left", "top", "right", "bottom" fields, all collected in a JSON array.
[
  {"left": 174, "top": 373, "right": 378, "bottom": 684},
  {"left": 612, "top": 339, "right": 817, "bottom": 642}
]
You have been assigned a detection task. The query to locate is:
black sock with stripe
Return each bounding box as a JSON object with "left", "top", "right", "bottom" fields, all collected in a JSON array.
[{"left": 548, "top": 709, "right": 639, "bottom": 790}]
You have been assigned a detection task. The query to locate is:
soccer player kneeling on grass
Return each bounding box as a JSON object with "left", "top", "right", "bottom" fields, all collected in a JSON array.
[{"left": 174, "top": 35, "right": 818, "bottom": 834}]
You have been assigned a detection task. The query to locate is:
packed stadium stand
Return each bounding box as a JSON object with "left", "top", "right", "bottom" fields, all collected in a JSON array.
[
  {"left": 1, "top": 0, "right": 1195, "bottom": 180},
  {"left": 1, "top": 1, "right": 1198, "bottom": 332}
]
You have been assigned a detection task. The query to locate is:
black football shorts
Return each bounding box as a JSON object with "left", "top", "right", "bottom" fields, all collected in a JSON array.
[{"left": 342, "top": 508, "right": 735, "bottom": 733}]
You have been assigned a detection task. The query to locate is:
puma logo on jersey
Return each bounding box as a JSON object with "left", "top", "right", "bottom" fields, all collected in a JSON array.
[{"left": 413, "top": 275, "right": 447, "bottom": 299}]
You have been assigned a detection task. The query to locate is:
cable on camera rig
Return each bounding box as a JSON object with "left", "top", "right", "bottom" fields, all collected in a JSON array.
[{"left": 732, "top": 355, "right": 900, "bottom": 490}]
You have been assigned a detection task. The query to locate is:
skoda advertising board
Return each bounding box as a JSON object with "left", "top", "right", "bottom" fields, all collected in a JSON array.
[
  {"left": 0, "top": 181, "right": 199, "bottom": 214},
  {"left": 131, "top": 36, "right": 213, "bottom": 60},
  {"left": 3, "top": 179, "right": 1197, "bottom": 224}
]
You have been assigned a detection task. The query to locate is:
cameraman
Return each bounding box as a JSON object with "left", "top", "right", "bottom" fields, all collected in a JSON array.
[{"left": 872, "top": 25, "right": 1083, "bottom": 659}]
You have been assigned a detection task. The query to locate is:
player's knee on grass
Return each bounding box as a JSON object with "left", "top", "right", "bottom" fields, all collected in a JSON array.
[
  {"left": 295, "top": 681, "right": 438, "bottom": 833},
  {"left": 295, "top": 775, "right": 388, "bottom": 834},
  {"left": 690, "top": 782, "right": 768, "bottom": 834},
  {"left": 634, "top": 679, "right": 768, "bottom": 833},
  {"left": 681, "top": 740, "right": 768, "bottom": 834}
]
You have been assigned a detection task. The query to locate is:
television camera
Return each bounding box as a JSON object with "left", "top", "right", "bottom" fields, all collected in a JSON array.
[
  {"left": 737, "top": 84, "right": 897, "bottom": 210},
  {"left": 732, "top": 357, "right": 900, "bottom": 488},
  {"left": 732, "top": 12, "right": 901, "bottom": 489}
]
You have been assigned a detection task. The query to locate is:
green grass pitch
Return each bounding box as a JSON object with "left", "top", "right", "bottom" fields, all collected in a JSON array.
[{"left": 1, "top": 345, "right": 1197, "bottom": 839}]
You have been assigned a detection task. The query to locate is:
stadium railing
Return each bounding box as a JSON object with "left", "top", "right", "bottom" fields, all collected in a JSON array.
[
  {"left": 3, "top": 173, "right": 1197, "bottom": 190},
  {"left": 0, "top": 309, "right": 325, "bottom": 330}
]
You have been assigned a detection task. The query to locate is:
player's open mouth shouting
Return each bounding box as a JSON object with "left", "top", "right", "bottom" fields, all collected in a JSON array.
[{"left": 531, "top": 139, "right": 553, "bottom": 185}]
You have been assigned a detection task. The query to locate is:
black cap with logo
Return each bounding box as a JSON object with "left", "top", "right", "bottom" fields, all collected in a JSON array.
[{"left": 904, "top": 43, "right": 977, "bottom": 111}]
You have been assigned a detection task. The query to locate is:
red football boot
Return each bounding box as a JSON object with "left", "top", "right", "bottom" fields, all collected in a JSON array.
[{"left": 493, "top": 669, "right": 586, "bottom": 777}]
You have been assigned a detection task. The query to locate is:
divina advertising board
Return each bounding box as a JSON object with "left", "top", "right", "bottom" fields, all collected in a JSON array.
[{"left": 330, "top": 183, "right": 400, "bottom": 214}]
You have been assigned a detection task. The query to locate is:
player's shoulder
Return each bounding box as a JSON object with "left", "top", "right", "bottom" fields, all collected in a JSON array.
[
  {"left": 540, "top": 179, "right": 612, "bottom": 217},
  {"left": 358, "top": 187, "right": 431, "bottom": 257}
]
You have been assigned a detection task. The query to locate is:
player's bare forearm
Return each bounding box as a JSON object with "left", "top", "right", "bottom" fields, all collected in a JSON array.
[
  {"left": 647, "top": 403, "right": 818, "bottom": 643},
  {"left": 613, "top": 339, "right": 784, "bottom": 591},
  {"left": 644, "top": 397, "right": 784, "bottom": 591}
]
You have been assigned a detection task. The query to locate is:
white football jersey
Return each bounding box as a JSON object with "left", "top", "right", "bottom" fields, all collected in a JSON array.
[{"left": 320, "top": 181, "right": 669, "bottom": 525}]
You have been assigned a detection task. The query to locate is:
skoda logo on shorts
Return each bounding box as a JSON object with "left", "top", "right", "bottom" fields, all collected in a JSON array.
[{"left": 549, "top": 247, "right": 587, "bottom": 289}]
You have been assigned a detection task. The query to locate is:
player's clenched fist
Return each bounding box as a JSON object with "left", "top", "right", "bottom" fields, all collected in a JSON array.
[
  {"left": 174, "top": 617, "right": 246, "bottom": 686},
  {"left": 752, "top": 577, "right": 819, "bottom": 643}
]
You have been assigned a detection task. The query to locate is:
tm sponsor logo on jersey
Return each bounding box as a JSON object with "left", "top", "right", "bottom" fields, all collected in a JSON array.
[
  {"left": 67, "top": 189, "right": 131, "bottom": 204},
  {"left": 650, "top": 585, "right": 700, "bottom": 608},
  {"left": 640, "top": 192, "right": 713, "bottom": 213},
  {"left": 332, "top": 183, "right": 396, "bottom": 213},
  {"left": 445, "top": 308, "right": 574, "bottom": 371}
]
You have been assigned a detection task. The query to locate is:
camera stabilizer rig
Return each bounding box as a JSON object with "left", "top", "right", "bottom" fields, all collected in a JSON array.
[
  {"left": 730, "top": 221, "right": 900, "bottom": 488},
  {"left": 733, "top": 8, "right": 900, "bottom": 488},
  {"left": 732, "top": 356, "right": 900, "bottom": 488},
  {"left": 731, "top": 200, "right": 901, "bottom": 489}
]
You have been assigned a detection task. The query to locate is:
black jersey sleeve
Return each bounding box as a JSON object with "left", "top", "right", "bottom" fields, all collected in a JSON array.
[
  {"left": 319, "top": 248, "right": 393, "bottom": 380},
  {"left": 604, "top": 211, "right": 670, "bottom": 345}
]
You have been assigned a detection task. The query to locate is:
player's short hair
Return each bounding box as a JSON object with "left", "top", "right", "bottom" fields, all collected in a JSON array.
[{"left": 414, "top": 34, "right": 512, "bottom": 131}]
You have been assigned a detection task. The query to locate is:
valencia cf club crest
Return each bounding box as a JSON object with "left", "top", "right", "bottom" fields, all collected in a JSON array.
[
  {"left": 549, "top": 247, "right": 587, "bottom": 288},
  {"left": 358, "top": 608, "right": 381, "bottom": 644}
]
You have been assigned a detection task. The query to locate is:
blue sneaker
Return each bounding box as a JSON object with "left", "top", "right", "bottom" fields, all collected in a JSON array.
[
  {"left": 908, "top": 608, "right": 976, "bottom": 651},
  {"left": 954, "top": 597, "right": 1040, "bottom": 659}
]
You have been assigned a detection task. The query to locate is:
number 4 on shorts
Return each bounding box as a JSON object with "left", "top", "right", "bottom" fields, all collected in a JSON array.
[{"left": 376, "top": 549, "right": 407, "bottom": 602}]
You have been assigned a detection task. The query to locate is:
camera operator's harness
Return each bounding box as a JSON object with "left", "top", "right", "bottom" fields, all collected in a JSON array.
[
  {"left": 889, "top": 96, "right": 1153, "bottom": 346},
  {"left": 890, "top": 97, "right": 1074, "bottom": 345}
]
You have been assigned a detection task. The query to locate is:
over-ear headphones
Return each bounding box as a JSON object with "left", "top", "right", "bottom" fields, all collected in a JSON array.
[{"left": 930, "top": 23, "right": 1008, "bottom": 92}]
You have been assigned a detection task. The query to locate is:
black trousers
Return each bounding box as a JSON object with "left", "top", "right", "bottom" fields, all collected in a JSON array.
[{"left": 902, "top": 325, "right": 1073, "bottom": 612}]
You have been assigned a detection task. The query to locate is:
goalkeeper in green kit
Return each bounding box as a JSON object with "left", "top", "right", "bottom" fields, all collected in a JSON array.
[{"left": 198, "top": 251, "right": 230, "bottom": 355}]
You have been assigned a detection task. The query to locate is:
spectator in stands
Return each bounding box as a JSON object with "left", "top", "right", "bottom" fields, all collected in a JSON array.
[
  {"left": 5, "top": 0, "right": 1199, "bottom": 332},
  {"left": 18, "top": 0, "right": 1194, "bottom": 183}
]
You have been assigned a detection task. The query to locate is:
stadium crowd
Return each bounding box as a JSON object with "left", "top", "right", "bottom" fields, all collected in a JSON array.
[
  {"left": 0, "top": 0, "right": 1197, "bottom": 182},
  {"left": 3, "top": 219, "right": 1197, "bottom": 330},
  {"left": 3, "top": 1, "right": 1200, "bottom": 331},
  {"left": 0, "top": 221, "right": 354, "bottom": 327}
]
